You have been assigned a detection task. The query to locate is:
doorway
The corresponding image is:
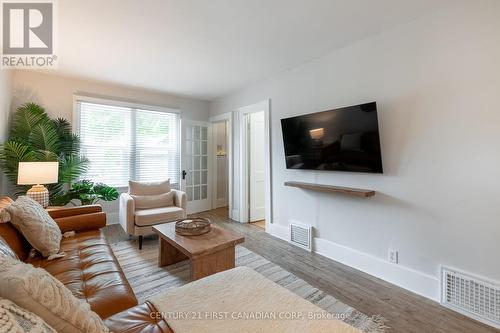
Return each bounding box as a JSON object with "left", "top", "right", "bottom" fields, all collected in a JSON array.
[
  {"left": 238, "top": 99, "right": 272, "bottom": 229},
  {"left": 213, "top": 120, "right": 229, "bottom": 210},
  {"left": 209, "top": 112, "right": 233, "bottom": 219}
]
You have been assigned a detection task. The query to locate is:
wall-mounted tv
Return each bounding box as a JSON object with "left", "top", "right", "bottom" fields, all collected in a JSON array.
[{"left": 280, "top": 102, "right": 383, "bottom": 173}]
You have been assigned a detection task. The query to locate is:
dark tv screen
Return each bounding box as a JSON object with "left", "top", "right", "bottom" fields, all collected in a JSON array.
[{"left": 281, "top": 102, "right": 383, "bottom": 173}]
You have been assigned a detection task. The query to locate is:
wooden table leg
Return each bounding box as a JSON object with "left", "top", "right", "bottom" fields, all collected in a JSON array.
[
  {"left": 158, "top": 238, "right": 188, "bottom": 267},
  {"left": 190, "top": 246, "right": 235, "bottom": 280}
]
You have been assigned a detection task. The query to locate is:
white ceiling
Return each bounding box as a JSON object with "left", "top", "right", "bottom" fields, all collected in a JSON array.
[{"left": 57, "top": 0, "right": 453, "bottom": 100}]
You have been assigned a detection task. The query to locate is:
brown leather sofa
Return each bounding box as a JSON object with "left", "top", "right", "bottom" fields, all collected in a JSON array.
[{"left": 0, "top": 197, "right": 173, "bottom": 333}]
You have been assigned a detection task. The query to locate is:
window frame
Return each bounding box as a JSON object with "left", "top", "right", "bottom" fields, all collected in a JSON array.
[{"left": 72, "top": 94, "right": 181, "bottom": 189}]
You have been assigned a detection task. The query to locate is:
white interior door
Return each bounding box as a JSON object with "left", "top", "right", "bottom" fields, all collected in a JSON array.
[
  {"left": 249, "top": 112, "right": 265, "bottom": 221},
  {"left": 181, "top": 120, "right": 211, "bottom": 214}
]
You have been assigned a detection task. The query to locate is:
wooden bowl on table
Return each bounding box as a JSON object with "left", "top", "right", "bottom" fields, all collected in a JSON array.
[{"left": 175, "top": 217, "right": 211, "bottom": 236}]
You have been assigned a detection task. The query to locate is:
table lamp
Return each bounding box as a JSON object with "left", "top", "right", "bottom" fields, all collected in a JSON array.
[{"left": 17, "top": 161, "right": 59, "bottom": 208}]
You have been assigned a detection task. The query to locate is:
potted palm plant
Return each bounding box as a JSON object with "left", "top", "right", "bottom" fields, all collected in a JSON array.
[
  {"left": 0, "top": 103, "right": 119, "bottom": 206},
  {"left": 0, "top": 103, "right": 89, "bottom": 201}
]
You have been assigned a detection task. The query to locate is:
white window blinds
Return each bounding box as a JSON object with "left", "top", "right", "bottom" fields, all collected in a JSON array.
[{"left": 75, "top": 100, "right": 180, "bottom": 188}]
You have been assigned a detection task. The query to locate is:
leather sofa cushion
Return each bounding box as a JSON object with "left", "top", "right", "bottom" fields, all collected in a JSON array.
[
  {"left": 134, "top": 206, "right": 185, "bottom": 226},
  {"left": 104, "top": 301, "right": 173, "bottom": 333},
  {"left": 27, "top": 230, "right": 138, "bottom": 319},
  {"left": 129, "top": 180, "right": 171, "bottom": 196}
]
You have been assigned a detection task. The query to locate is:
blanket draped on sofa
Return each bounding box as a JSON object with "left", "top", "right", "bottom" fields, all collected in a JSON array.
[{"left": 150, "top": 266, "right": 361, "bottom": 333}]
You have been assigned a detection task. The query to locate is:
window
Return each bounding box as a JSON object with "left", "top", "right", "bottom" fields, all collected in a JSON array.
[{"left": 75, "top": 98, "right": 180, "bottom": 188}]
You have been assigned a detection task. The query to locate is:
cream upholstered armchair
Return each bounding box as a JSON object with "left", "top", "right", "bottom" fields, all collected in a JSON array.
[{"left": 119, "top": 179, "right": 187, "bottom": 249}]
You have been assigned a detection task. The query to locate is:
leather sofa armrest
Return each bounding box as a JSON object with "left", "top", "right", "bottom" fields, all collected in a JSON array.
[
  {"left": 48, "top": 205, "right": 102, "bottom": 219},
  {"left": 54, "top": 212, "right": 106, "bottom": 233},
  {"left": 172, "top": 189, "right": 187, "bottom": 213},
  {"left": 48, "top": 205, "right": 106, "bottom": 233},
  {"left": 104, "top": 301, "right": 173, "bottom": 333},
  {"left": 119, "top": 193, "right": 136, "bottom": 235}
]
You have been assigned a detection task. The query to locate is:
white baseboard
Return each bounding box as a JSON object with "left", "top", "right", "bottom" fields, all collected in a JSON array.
[
  {"left": 267, "top": 223, "right": 289, "bottom": 241},
  {"left": 313, "top": 237, "right": 440, "bottom": 301},
  {"left": 231, "top": 209, "right": 240, "bottom": 221},
  {"left": 266, "top": 223, "right": 440, "bottom": 302}
]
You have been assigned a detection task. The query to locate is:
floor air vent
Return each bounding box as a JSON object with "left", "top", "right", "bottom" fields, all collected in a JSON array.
[
  {"left": 441, "top": 267, "right": 500, "bottom": 328},
  {"left": 289, "top": 223, "right": 312, "bottom": 251}
]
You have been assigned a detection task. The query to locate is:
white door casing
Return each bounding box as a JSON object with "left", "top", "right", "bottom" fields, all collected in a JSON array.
[
  {"left": 181, "top": 120, "right": 211, "bottom": 214},
  {"left": 249, "top": 112, "right": 265, "bottom": 221},
  {"left": 238, "top": 99, "right": 272, "bottom": 225}
]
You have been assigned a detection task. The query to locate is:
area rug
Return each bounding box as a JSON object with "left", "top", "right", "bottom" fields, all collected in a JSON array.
[{"left": 110, "top": 240, "right": 388, "bottom": 333}]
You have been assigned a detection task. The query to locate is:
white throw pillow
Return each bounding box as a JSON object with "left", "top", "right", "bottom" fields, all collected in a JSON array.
[
  {"left": 4, "top": 196, "right": 62, "bottom": 259},
  {"left": 129, "top": 179, "right": 171, "bottom": 196},
  {"left": 131, "top": 192, "right": 174, "bottom": 209},
  {"left": 0, "top": 256, "right": 109, "bottom": 333},
  {"left": 0, "top": 298, "right": 57, "bottom": 333}
]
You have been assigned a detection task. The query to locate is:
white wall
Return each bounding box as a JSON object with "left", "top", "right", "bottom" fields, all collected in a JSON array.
[
  {"left": 209, "top": 1, "right": 500, "bottom": 301},
  {"left": 11, "top": 71, "right": 209, "bottom": 122},
  {"left": 0, "top": 71, "right": 13, "bottom": 196},
  {"left": 9, "top": 71, "right": 210, "bottom": 222}
]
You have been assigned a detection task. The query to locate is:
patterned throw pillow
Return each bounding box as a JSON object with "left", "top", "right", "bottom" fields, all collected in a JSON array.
[
  {"left": 0, "top": 256, "right": 109, "bottom": 333},
  {"left": 0, "top": 298, "right": 57, "bottom": 333},
  {"left": 4, "top": 196, "right": 62, "bottom": 259},
  {"left": 0, "top": 236, "right": 18, "bottom": 260}
]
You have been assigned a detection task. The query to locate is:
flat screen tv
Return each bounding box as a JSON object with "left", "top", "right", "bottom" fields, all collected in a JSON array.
[{"left": 281, "top": 102, "right": 383, "bottom": 173}]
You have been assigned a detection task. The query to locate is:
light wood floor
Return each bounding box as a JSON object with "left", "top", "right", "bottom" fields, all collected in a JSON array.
[
  {"left": 105, "top": 209, "right": 498, "bottom": 333},
  {"left": 250, "top": 219, "right": 265, "bottom": 229},
  {"left": 216, "top": 206, "right": 266, "bottom": 229}
]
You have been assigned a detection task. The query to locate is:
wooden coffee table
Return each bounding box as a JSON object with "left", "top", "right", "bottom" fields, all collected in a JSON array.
[{"left": 153, "top": 223, "right": 245, "bottom": 281}]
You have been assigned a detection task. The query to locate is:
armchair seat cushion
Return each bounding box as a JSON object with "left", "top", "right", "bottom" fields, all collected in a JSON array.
[{"left": 134, "top": 206, "right": 185, "bottom": 226}]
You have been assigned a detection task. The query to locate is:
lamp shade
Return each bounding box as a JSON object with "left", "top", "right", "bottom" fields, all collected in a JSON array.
[{"left": 17, "top": 162, "right": 59, "bottom": 185}]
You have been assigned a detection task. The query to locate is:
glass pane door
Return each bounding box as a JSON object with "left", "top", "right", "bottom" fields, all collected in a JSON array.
[{"left": 182, "top": 120, "right": 211, "bottom": 213}]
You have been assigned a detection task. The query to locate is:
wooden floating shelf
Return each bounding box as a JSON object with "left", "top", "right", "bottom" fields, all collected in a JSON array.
[{"left": 284, "top": 181, "right": 376, "bottom": 198}]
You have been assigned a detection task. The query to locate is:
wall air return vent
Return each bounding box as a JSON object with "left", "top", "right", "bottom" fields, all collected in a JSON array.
[
  {"left": 289, "top": 223, "right": 312, "bottom": 251},
  {"left": 441, "top": 267, "right": 500, "bottom": 329}
]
